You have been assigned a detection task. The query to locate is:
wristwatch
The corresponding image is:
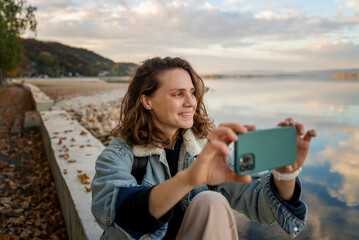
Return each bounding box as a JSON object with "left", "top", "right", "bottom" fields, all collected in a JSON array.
[{"left": 272, "top": 168, "right": 302, "bottom": 181}]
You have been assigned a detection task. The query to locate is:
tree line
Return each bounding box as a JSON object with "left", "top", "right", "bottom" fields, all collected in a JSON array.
[
  {"left": 0, "top": 0, "right": 137, "bottom": 84},
  {"left": 0, "top": 0, "right": 36, "bottom": 85}
]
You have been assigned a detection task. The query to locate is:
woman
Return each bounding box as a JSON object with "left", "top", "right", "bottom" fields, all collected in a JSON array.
[{"left": 91, "top": 57, "right": 316, "bottom": 240}]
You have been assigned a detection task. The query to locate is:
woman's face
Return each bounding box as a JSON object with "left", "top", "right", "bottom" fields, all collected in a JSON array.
[{"left": 141, "top": 68, "right": 197, "bottom": 138}]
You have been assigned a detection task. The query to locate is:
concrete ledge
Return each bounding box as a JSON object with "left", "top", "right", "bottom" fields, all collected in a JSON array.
[
  {"left": 25, "top": 83, "right": 104, "bottom": 239},
  {"left": 24, "top": 111, "right": 41, "bottom": 130},
  {"left": 23, "top": 83, "right": 54, "bottom": 111},
  {"left": 40, "top": 110, "right": 104, "bottom": 240}
]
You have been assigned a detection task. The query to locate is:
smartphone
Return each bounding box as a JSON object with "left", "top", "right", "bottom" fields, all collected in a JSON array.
[{"left": 234, "top": 126, "right": 297, "bottom": 176}]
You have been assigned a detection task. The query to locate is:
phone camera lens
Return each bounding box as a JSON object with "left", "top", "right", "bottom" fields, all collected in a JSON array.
[{"left": 244, "top": 155, "right": 253, "bottom": 163}]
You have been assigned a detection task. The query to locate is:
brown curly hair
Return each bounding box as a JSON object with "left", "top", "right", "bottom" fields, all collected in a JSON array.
[{"left": 111, "top": 56, "right": 214, "bottom": 147}]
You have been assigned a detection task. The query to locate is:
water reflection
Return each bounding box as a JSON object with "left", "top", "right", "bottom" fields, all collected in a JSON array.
[
  {"left": 311, "top": 127, "right": 359, "bottom": 207},
  {"left": 203, "top": 77, "right": 359, "bottom": 239},
  {"left": 204, "top": 78, "right": 359, "bottom": 126}
]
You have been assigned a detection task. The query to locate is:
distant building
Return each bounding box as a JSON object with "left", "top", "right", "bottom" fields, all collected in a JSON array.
[{"left": 98, "top": 70, "right": 110, "bottom": 77}]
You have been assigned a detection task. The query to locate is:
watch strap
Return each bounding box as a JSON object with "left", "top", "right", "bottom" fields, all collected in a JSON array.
[{"left": 272, "top": 168, "right": 302, "bottom": 181}]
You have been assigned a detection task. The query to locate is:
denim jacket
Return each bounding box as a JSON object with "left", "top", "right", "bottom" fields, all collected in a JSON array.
[{"left": 91, "top": 130, "right": 306, "bottom": 240}]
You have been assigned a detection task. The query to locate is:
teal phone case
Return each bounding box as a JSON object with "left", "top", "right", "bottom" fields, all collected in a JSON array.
[{"left": 234, "top": 126, "right": 297, "bottom": 176}]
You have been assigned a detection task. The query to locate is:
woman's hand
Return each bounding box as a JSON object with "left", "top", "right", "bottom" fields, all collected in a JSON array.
[
  {"left": 275, "top": 118, "right": 317, "bottom": 174},
  {"left": 150, "top": 123, "right": 255, "bottom": 219},
  {"left": 183, "top": 123, "right": 254, "bottom": 188}
]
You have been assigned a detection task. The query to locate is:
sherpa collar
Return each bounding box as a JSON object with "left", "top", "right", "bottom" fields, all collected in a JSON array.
[{"left": 132, "top": 130, "right": 206, "bottom": 157}]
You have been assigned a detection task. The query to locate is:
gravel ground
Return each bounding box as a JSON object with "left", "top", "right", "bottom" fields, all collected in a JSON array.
[{"left": 0, "top": 84, "right": 67, "bottom": 240}]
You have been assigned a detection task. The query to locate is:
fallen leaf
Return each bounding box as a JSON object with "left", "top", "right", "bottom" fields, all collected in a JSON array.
[
  {"left": 59, "top": 154, "right": 69, "bottom": 160},
  {"left": 19, "top": 229, "right": 31, "bottom": 238},
  {"left": 0, "top": 150, "right": 8, "bottom": 156},
  {"left": 0, "top": 197, "right": 11, "bottom": 204},
  {"left": 0, "top": 233, "right": 10, "bottom": 240},
  {"left": 22, "top": 183, "right": 31, "bottom": 190},
  {"left": 77, "top": 170, "right": 82, "bottom": 173},
  {"left": 57, "top": 139, "right": 62, "bottom": 145},
  {"left": 79, "top": 145, "right": 84, "bottom": 148},
  {"left": 63, "top": 169, "right": 67, "bottom": 174},
  {"left": 80, "top": 131, "right": 87, "bottom": 136},
  {"left": 50, "top": 211, "right": 62, "bottom": 223},
  {"left": 22, "top": 201, "right": 29, "bottom": 209},
  {"left": 77, "top": 174, "right": 90, "bottom": 184},
  {"left": 53, "top": 132, "right": 59, "bottom": 135},
  {"left": 86, "top": 154, "right": 91, "bottom": 156},
  {"left": 13, "top": 208, "right": 24, "bottom": 214},
  {"left": 85, "top": 186, "right": 92, "bottom": 192},
  {"left": 86, "top": 144, "right": 92, "bottom": 147},
  {"left": 71, "top": 138, "right": 75, "bottom": 142},
  {"left": 33, "top": 228, "right": 41, "bottom": 238},
  {"left": 68, "top": 159, "right": 77, "bottom": 163}
]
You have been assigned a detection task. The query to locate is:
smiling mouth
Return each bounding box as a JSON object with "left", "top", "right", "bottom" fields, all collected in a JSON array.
[{"left": 179, "top": 113, "right": 192, "bottom": 116}]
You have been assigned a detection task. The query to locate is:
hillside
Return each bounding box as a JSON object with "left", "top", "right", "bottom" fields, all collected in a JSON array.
[{"left": 19, "top": 39, "right": 137, "bottom": 77}]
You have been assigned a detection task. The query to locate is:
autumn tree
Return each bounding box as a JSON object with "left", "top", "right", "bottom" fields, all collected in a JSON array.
[{"left": 0, "top": 0, "right": 37, "bottom": 86}]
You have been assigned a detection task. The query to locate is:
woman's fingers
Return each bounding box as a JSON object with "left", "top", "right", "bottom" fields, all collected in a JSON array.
[
  {"left": 224, "top": 167, "right": 252, "bottom": 184},
  {"left": 218, "top": 123, "right": 248, "bottom": 134},
  {"left": 209, "top": 126, "right": 238, "bottom": 143},
  {"left": 278, "top": 118, "right": 306, "bottom": 135},
  {"left": 295, "top": 122, "right": 305, "bottom": 135},
  {"left": 232, "top": 173, "right": 252, "bottom": 184},
  {"left": 209, "top": 123, "right": 257, "bottom": 145},
  {"left": 286, "top": 117, "right": 295, "bottom": 124},
  {"left": 204, "top": 139, "right": 231, "bottom": 157},
  {"left": 277, "top": 121, "right": 289, "bottom": 127},
  {"left": 303, "top": 129, "right": 317, "bottom": 142},
  {"left": 243, "top": 124, "right": 256, "bottom": 131}
]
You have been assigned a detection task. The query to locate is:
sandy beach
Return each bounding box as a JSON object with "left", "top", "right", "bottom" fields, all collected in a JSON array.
[{"left": 23, "top": 78, "right": 129, "bottom": 103}]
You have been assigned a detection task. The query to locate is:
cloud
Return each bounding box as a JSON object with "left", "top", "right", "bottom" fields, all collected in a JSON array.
[
  {"left": 25, "top": 0, "right": 359, "bottom": 71},
  {"left": 255, "top": 38, "right": 359, "bottom": 70},
  {"left": 29, "top": 0, "right": 354, "bottom": 45},
  {"left": 346, "top": 0, "right": 359, "bottom": 10},
  {"left": 314, "top": 127, "right": 359, "bottom": 207},
  {"left": 223, "top": 0, "right": 245, "bottom": 6}
]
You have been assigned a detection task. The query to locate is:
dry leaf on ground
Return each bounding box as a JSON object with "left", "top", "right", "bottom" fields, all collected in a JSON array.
[
  {"left": 80, "top": 131, "right": 87, "bottom": 136},
  {"left": 77, "top": 173, "right": 91, "bottom": 184}
]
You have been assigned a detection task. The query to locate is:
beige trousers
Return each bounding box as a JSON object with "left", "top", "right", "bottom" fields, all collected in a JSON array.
[{"left": 176, "top": 191, "right": 239, "bottom": 240}]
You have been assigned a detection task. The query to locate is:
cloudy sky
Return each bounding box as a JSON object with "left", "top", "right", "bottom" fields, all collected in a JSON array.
[{"left": 25, "top": 0, "right": 359, "bottom": 73}]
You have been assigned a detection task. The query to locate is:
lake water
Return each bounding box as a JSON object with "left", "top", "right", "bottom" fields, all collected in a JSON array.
[{"left": 203, "top": 75, "right": 359, "bottom": 240}]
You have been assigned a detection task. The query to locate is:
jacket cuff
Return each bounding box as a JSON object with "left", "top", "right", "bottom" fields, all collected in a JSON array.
[
  {"left": 270, "top": 174, "right": 306, "bottom": 221},
  {"left": 261, "top": 172, "right": 307, "bottom": 238}
]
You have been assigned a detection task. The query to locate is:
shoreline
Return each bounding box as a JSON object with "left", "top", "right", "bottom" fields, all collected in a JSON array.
[
  {"left": 24, "top": 79, "right": 128, "bottom": 145},
  {"left": 20, "top": 78, "right": 128, "bottom": 103}
]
